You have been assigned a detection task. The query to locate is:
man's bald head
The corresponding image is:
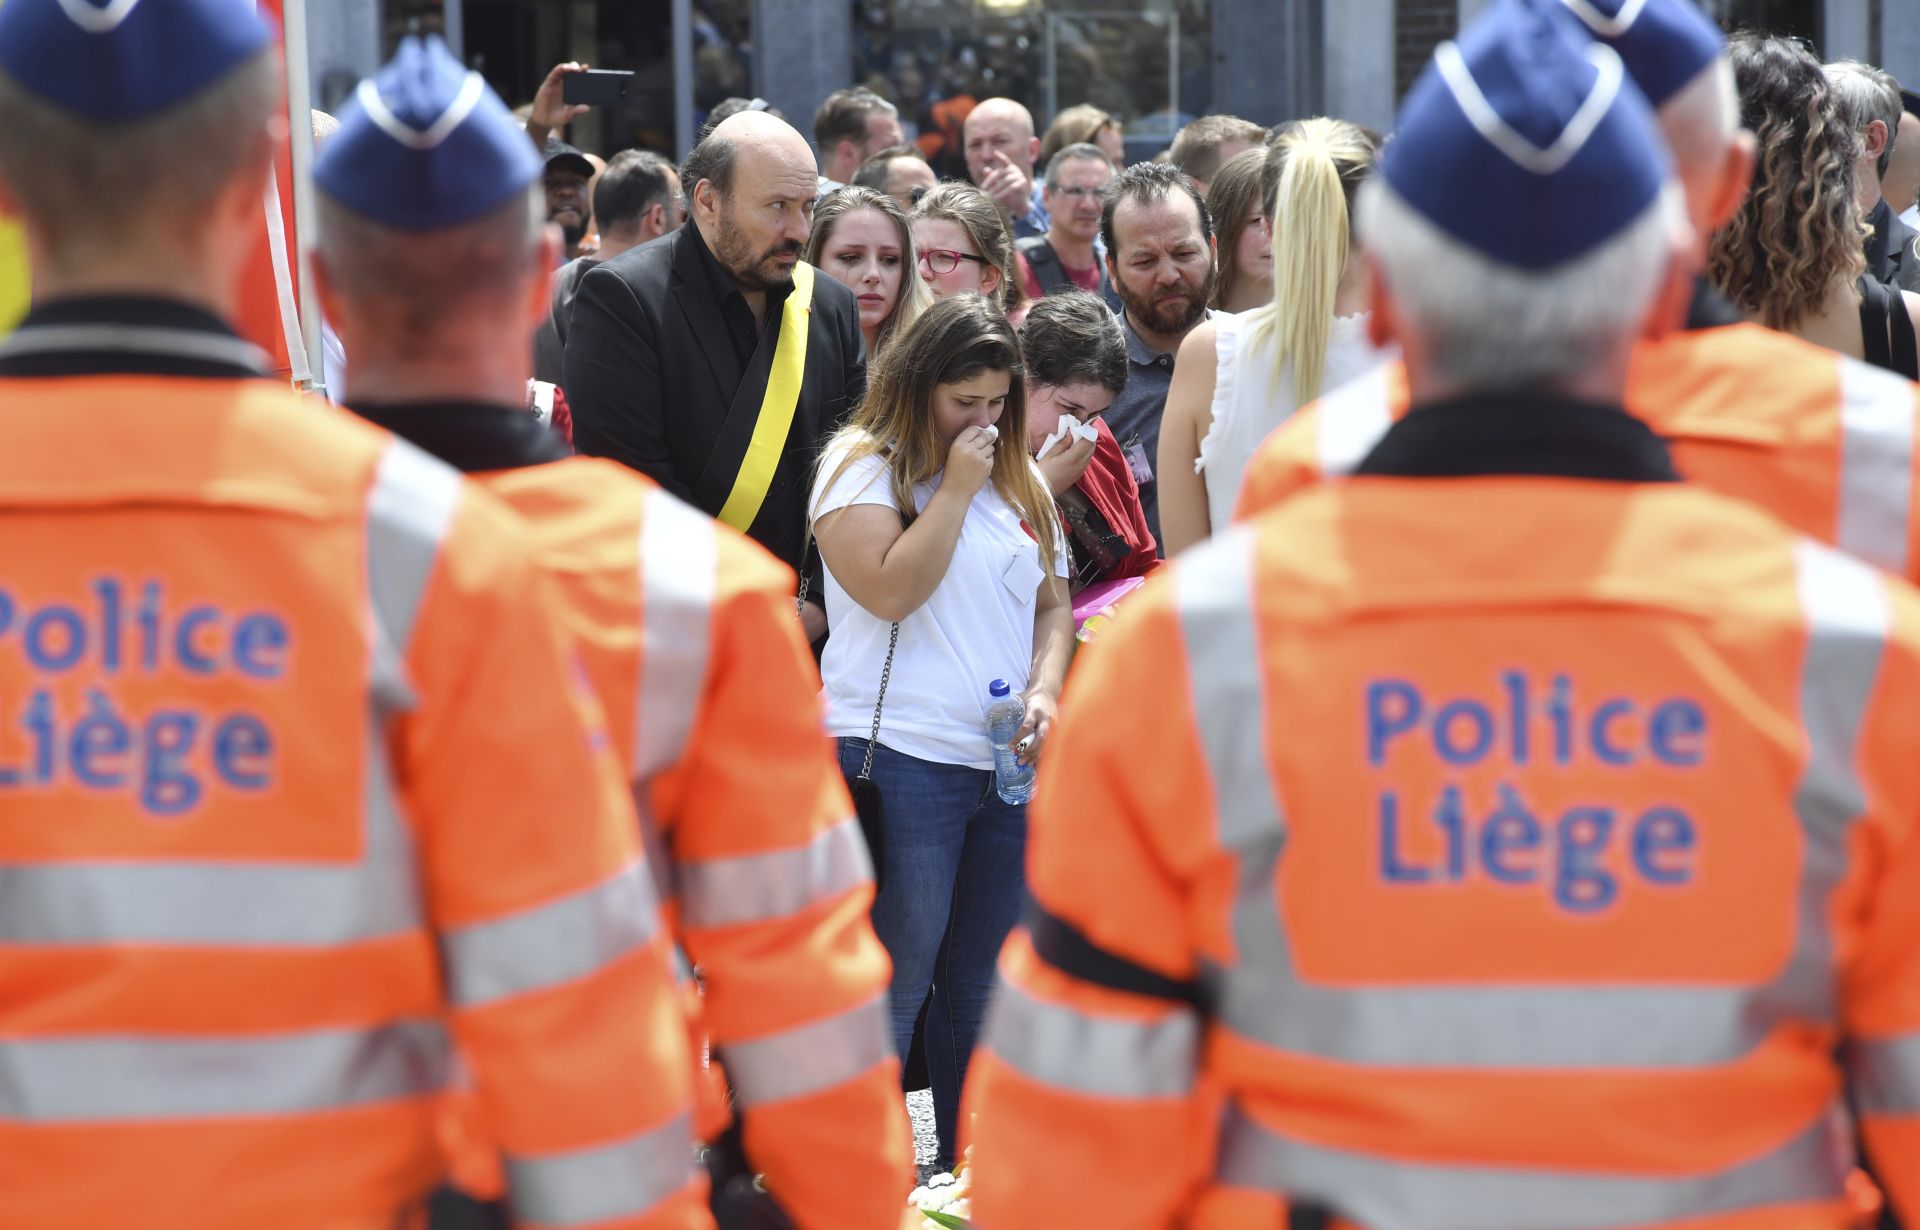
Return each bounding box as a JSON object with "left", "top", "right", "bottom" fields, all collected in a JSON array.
[
  {"left": 684, "top": 109, "right": 817, "bottom": 291},
  {"left": 964, "top": 97, "right": 1041, "bottom": 188},
  {"left": 685, "top": 109, "right": 816, "bottom": 209},
  {"left": 967, "top": 98, "right": 1035, "bottom": 141}
]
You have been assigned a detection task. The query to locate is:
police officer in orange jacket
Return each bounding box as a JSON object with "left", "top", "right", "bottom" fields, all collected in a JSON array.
[
  {"left": 1237, "top": 0, "right": 1920, "bottom": 583},
  {"left": 0, "top": 4, "right": 708, "bottom": 1228},
  {"left": 307, "top": 37, "right": 912, "bottom": 1230},
  {"left": 963, "top": 2, "right": 1920, "bottom": 1225}
]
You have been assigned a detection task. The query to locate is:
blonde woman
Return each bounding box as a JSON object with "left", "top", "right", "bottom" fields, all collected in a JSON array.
[
  {"left": 804, "top": 185, "right": 932, "bottom": 360},
  {"left": 910, "top": 180, "right": 1028, "bottom": 325},
  {"left": 1711, "top": 33, "right": 1920, "bottom": 375},
  {"left": 1038, "top": 103, "right": 1125, "bottom": 169},
  {"left": 1206, "top": 147, "right": 1274, "bottom": 314},
  {"left": 810, "top": 294, "right": 1072, "bottom": 1174},
  {"left": 1156, "top": 118, "right": 1392, "bottom": 554}
]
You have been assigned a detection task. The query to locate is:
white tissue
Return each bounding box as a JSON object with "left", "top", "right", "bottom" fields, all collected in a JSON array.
[
  {"left": 981, "top": 424, "right": 999, "bottom": 443},
  {"left": 1035, "top": 417, "right": 1099, "bottom": 460}
]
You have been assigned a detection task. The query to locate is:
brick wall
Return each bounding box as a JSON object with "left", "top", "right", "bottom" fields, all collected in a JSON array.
[{"left": 1395, "top": 0, "right": 1458, "bottom": 100}]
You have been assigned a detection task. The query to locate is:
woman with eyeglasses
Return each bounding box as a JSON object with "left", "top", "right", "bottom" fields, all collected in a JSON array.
[
  {"left": 910, "top": 181, "right": 1029, "bottom": 326},
  {"left": 809, "top": 293, "right": 1073, "bottom": 1174},
  {"left": 804, "top": 185, "right": 934, "bottom": 361}
]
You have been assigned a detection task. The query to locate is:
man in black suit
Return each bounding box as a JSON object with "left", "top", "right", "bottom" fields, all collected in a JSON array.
[{"left": 566, "top": 110, "right": 865, "bottom": 642}]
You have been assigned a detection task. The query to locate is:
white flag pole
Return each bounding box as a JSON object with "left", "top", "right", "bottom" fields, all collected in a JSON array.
[{"left": 282, "top": 0, "right": 327, "bottom": 396}]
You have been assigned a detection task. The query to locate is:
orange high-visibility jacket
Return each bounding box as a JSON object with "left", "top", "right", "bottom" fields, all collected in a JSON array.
[
  {"left": 1236, "top": 325, "right": 1920, "bottom": 580},
  {"left": 965, "top": 461, "right": 1920, "bottom": 1229},
  {"left": 476, "top": 455, "right": 911, "bottom": 1230},
  {"left": 0, "top": 374, "right": 707, "bottom": 1230}
]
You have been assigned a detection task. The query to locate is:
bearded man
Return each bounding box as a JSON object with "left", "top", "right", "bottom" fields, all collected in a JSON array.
[
  {"left": 567, "top": 110, "right": 866, "bottom": 641},
  {"left": 1100, "top": 161, "right": 1218, "bottom": 553}
]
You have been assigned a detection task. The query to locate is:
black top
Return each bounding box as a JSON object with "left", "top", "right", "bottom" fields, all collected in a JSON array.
[
  {"left": 0, "top": 296, "right": 268, "bottom": 380},
  {"left": 1356, "top": 391, "right": 1682, "bottom": 484},
  {"left": 1683, "top": 277, "right": 1744, "bottom": 332},
  {"left": 1858, "top": 275, "right": 1920, "bottom": 380},
  {"left": 349, "top": 400, "right": 571, "bottom": 474},
  {"left": 1865, "top": 198, "right": 1920, "bottom": 292},
  {"left": 687, "top": 217, "right": 789, "bottom": 372},
  {"left": 533, "top": 256, "right": 599, "bottom": 387}
]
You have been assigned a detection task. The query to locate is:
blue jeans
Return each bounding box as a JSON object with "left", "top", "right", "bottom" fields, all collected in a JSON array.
[{"left": 838, "top": 738, "right": 1028, "bottom": 1169}]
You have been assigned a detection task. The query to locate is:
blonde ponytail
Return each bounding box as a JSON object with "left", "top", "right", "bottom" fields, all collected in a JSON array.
[{"left": 1248, "top": 118, "right": 1377, "bottom": 407}]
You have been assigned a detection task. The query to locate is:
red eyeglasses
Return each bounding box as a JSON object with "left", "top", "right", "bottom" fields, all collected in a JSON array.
[{"left": 918, "top": 248, "right": 992, "bottom": 275}]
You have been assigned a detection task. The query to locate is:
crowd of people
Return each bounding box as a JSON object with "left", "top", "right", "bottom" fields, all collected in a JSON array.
[{"left": 9, "top": 0, "right": 1920, "bottom": 1225}]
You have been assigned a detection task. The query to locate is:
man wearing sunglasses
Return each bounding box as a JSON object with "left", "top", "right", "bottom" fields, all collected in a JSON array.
[{"left": 1016, "top": 144, "right": 1121, "bottom": 311}]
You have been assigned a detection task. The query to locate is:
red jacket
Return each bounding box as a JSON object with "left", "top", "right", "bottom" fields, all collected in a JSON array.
[{"left": 1065, "top": 417, "right": 1159, "bottom": 586}]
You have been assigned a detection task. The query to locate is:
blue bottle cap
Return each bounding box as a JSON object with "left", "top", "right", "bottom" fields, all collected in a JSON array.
[{"left": 989, "top": 679, "right": 1011, "bottom": 697}]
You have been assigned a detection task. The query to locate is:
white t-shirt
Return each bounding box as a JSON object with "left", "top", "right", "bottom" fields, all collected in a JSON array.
[{"left": 812, "top": 438, "right": 1066, "bottom": 769}]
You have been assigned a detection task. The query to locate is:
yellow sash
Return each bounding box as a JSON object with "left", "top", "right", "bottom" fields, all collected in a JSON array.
[
  {"left": 0, "top": 219, "right": 27, "bottom": 336},
  {"left": 717, "top": 261, "right": 815, "bottom": 533}
]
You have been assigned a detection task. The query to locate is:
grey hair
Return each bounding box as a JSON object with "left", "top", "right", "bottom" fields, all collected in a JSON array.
[
  {"left": 315, "top": 185, "right": 546, "bottom": 339},
  {"left": 1825, "top": 60, "right": 1903, "bottom": 177},
  {"left": 1359, "top": 177, "right": 1683, "bottom": 392},
  {"left": 1044, "top": 142, "right": 1113, "bottom": 186},
  {"left": 0, "top": 51, "right": 279, "bottom": 246}
]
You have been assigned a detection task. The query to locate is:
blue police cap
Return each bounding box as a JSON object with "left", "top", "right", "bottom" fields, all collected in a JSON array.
[
  {"left": 1556, "top": 0, "right": 1725, "bottom": 109},
  {"left": 1380, "top": 0, "right": 1670, "bottom": 270},
  {"left": 0, "top": 0, "right": 271, "bottom": 123},
  {"left": 314, "top": 35, "right": 542, "bottom": 232}
]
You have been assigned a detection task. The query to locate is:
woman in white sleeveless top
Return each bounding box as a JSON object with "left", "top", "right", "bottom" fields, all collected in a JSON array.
[{"left": 1157, "top": 118, "right": 1394, "bottom": 554}]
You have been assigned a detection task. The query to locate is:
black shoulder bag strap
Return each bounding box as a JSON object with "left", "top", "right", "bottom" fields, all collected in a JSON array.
[
  {"left": 1861, "top": 275, "right": 1898, "bottom": 373},
  {"left": 1888, "top": 280, "right": 1920, "bottom": 381},
  {"left": 797, "top": 530, "right": 898, "bottom": 885}
]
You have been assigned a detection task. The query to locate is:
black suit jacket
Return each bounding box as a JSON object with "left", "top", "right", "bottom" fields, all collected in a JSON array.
[
  {"left": 1866, "top": 198, "right": 1920, "bottom": 292},
  {"left": 564, "top": 224, "right": 867, "bottom": 577}
]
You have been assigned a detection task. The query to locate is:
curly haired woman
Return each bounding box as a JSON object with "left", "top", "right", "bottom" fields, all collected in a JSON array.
[{"left": 1710, "top": 33, "right": 1920, "bottom": 376}]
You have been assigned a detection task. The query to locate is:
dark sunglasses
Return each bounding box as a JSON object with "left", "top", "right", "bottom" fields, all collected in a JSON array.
[{"left": 919, "top": 247, "right": 991, "bottom": 275}]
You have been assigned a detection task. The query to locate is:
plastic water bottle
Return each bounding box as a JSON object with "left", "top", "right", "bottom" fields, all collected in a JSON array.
[{"left": 986, "top": 679, "right": 1036, "bottom": 804}]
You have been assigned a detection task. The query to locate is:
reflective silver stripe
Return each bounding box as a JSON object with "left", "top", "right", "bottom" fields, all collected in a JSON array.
[
  {"left": 678, "top": 816, "right": 872, "bottom": 931},
  {"left": 367, "top": 436, "right": 463, "bottom": 667},
  {"left": 1175, "top": 529, "right": 1295, "bottom": 1046},
  {"left": 1173, "top": 533, "right": 1882, "bottom": 1071},
  {"left": 724, "top": 992, "right": 894, "bottom": 1108},
  {"left": 0, "top": 857, "right": 420, "bottom": 946},
  {"left": 0, "top": 441, "right": 456, "bottom": 948},
  {"left": 0, "top": 1020, "right": 450, "bottom": 1122},
  {"left": 1787, "top": 540, "right": 1888, "bottom": 1022},
  {"left": 441, "top": 862, "right": 661, "bottom": 1008},
  {"left": 1214, "top": 1102, "right": 1846, "bottom": 1230},
  {"left": 505, "top": 1111, "right": 697, "bottom": 1228},
  {"left": 982, "top": 975, "right": 1198, "bottom": 1100},
  {"left": 1314, "top": 365, "right": 1394, "bottom": 477},
  {"left": 1853, "top": 1033, "right": 1920, "bottom": 1115},
  {"left": 1211, "top": 983, "right": 1795, "bottom": 1068},
  {"left": 1836, "top": 358, "right": 1916, "bottom": 575},
  {"left": 0, "top": 323, "right": 271, "bottom": 371},
  {"left": 633, "top": 486, "right": 717, "bottom": 781}
]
